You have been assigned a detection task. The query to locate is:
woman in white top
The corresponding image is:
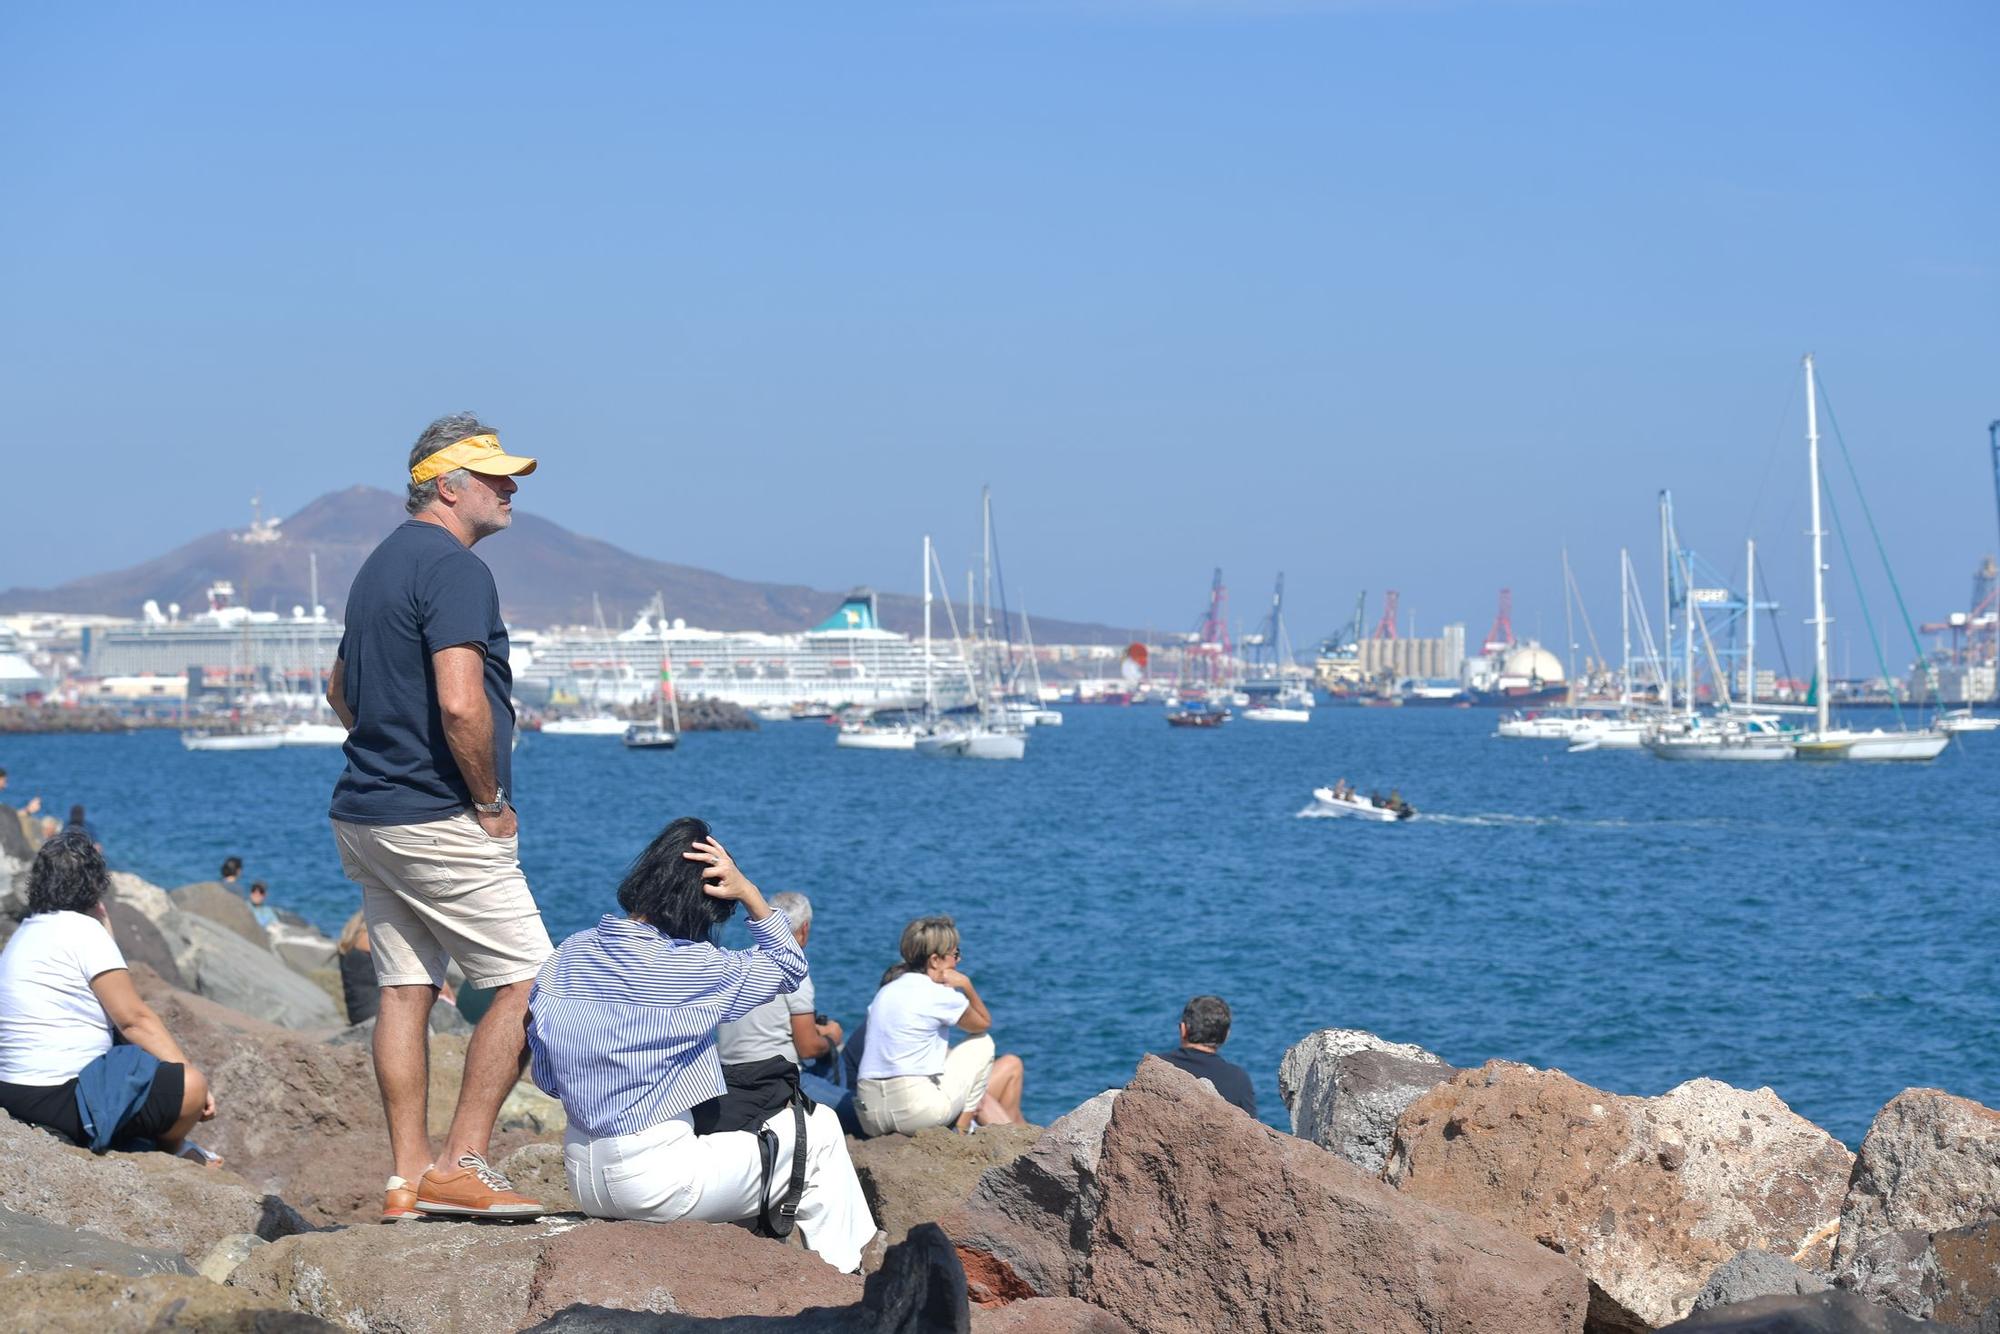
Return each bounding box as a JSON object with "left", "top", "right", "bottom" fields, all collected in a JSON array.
[
  {"left": 0, "top": 830, "right": 217, "bottom": 1156},
  {"left": 853, "top": 915, "right": 1025, "bottom": 1137}
]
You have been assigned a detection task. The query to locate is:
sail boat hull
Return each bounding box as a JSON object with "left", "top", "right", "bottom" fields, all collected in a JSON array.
[
  {"left": 837, "top": 727, "right": 917, "bottom": 751},
  {"left": 1644, "top": 736, "right": 1793, "bottom": 761},
  {"left": 1793, "top": 729, "right": 1949, "bottom": 761}
]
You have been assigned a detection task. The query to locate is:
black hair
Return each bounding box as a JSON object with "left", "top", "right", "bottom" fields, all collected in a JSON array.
[
  {"left": 220, "top": 856, "right": 242, "bottom": 879},
  {"left": 27, "top": 828, "right": 108, "bottom": 917},
  {"left": 66, "top": 804, "right": 86, "bottom": 825},
  {"left": 1181, "top": 995, "right": 1233, "bottom": 1047},
  {"left": 249, "top": 881, "right": 268, "bottom": 897},
  {"left": 616, "top": 816, "right": 733, "bottom": 943}
]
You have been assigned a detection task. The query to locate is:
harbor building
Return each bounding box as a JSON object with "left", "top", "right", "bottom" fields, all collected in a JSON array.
[{"left": 1357, "top": 623, "right": 1466, "bottom": 683}]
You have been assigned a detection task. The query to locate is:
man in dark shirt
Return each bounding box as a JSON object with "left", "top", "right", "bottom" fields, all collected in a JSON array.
[
  {"left": 326, "top": 413, "right": 550, "bottom": 1223},
  {"left": 1158, "top": 995, "right": 1257, "bottom": 1118}
]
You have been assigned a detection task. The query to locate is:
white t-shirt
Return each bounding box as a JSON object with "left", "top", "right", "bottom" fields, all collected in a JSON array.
[
  {"left": 0, "top": 911, "right": 127, "bottom": 1085},
  {"left": 858, "top": 971, "right": 969, "bottom": 1081}
]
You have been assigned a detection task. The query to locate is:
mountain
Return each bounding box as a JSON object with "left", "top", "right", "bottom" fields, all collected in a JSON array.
[{"left": 0, "top": 487, "right": 1136, "bottom": 644}]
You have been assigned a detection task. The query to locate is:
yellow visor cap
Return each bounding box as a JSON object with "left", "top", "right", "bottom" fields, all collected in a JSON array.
[{"left": 410, "top": 433, "right": 539, "bottom": 485}]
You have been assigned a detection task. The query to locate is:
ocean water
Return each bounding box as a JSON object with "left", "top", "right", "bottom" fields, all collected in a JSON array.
[{"left": 6, "top": 707, "right": 1995, "bottom": 1145}]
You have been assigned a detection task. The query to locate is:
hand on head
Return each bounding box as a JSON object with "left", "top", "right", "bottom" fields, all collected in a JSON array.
[{"left": 685, "top": 838, "right": 754, "bottom": 902}]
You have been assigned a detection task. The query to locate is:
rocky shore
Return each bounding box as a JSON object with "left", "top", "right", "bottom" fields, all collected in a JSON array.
[{"left": 2, "top": 866, "right": 1997, "bottom": 1331}]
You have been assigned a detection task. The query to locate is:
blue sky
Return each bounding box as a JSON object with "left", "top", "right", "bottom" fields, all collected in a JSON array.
[{"left": 2, "top": 1, "right": 1994, "bottom": 666}]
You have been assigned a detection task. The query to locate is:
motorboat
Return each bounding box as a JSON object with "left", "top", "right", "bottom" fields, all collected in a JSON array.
[
  {"left": 1167, "top": 706, "right": 1230, "bottom": 728},
  {"left": 1241, "top": 705, "right": 1311, "bottom": 723},
  {"left": 752, "top": 706, "right": 792, "bottom": 723},
  {"left": 182, "top": 729, "right": 282, "bottom": 752},
  {"left": 1309, "top": 787, "right": 1415, "bottom": 821},
  {"left": 1938, "top": 709, "right": 1997, "bottom": 735},
  {"left": 1645, "top": 726, "right": 1794, "bottom": 761}
]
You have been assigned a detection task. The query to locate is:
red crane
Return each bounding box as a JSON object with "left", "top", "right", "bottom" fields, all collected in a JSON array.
[
  {"left": 1482, "top": 588, "right": 1517, "bottom": 655},
  {"left": 1371, "top": 590, "right": 1400, "bottom": 640}
]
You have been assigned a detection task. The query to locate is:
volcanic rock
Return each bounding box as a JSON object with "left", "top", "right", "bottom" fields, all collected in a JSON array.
[
  {"left": 1073, "top": 1057, "right": 1589, "bottom": 1332},
  {"left": 1693, "top": 1249, "right": 1831, "bottom": 1311},
  {"left": 850, "top": 1123, "right": 1042, "bottom": 1253},
  {"left": 1656, "top": 1289, "right": 1960, "bottom": 1331},
  {"left": 103, "top": 896, "right": 188, "bottom": 988},
  {"left": 170, "top": 879, "right": 271, "bottom": 948},
  {"left": 502, "top": 1141, "right": 580, "bottom": 1214},
  {"left": 151, "top": 905, "right": 339, "bottom": 1028},
  {"left": 230, "top": 1215, "right": 862, "bottom": 1331},
  {"left": 970, "top": 1298, "right": 1134, "bottom": 1333},
  {"left": 0, "top": 1270, "right": 331, "bottom": 1331},
  {"left": 1833, "top": 1088, "right": 2000, "bottom": 1309},
  {"left": 131, "top": 965, "right": 555, "bottom": 1226},
  {"left": 1278, "top": 1027, "right": 1458, "bottom": 1174},
  {"left": 1383, "top": 1062, "right": 1855, "bottom": 1330},
  {"left": 0, "top": 1113, "right": 308, "bottom": 1261},
  {"left": 945, "top": 1091, "right": 1118, "bottom": 1303},
  {"left": 0, "top": 1204, "right": 196, "bottom": 1279}
]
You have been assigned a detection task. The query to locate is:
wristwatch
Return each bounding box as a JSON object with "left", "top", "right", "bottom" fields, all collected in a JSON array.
[{"left": 473, "top": 787, "right": 507, "bottom": 815}]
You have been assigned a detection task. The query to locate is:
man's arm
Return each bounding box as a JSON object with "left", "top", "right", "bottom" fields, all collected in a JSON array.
[
  {"left": 789, "top": 1011, "right": 839, "bottom": 1060},
  {"left": 326, "top": 657, "right": 354, "bottom": 730},
  {"left": 433, "top": 644, "right": 513, "bottom": 836}
]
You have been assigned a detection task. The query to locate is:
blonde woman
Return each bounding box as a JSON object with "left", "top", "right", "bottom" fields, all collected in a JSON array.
[{"left": 854, "top": 915, "right": 1024, "bottom": 1136}]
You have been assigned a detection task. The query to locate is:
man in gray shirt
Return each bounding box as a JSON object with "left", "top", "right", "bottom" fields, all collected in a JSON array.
[{"left": 716, "top": 891, "right": 841, "bottom": 1068}]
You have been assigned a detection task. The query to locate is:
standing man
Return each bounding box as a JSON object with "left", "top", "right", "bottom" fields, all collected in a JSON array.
[
  {"left": 1157, "top": 995, "right": 1257, "bottom": 1118},
  {"left": 327, "top": 413, "right": 550, "bottom": 1222}
]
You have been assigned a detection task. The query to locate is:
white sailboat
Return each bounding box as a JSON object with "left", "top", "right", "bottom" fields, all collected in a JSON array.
[
  {"left": 1787, "top": 355, "right": 1948, "bottom": 762},
  {"left": 913, "top": 525, "right": 1026, "bottom": 761},
  {"left": 623, "top": 596, "right": 681, "bottom": 750}
]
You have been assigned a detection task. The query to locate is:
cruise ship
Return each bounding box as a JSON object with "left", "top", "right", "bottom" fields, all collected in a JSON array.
[
  {"left": 85, "top": 582, "right": 342, "bottom": 687},
  {"left": 513, "top": 590, "right": 972, "bottom": 713}
]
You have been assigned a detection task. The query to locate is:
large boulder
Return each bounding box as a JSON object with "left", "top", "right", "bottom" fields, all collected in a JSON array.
[
  {"left": 230, "top": 1215, "right": 863, "bottom": 1331},
  {"left": 102, "top": 897, "right": 188, "bottom": 989},
  {"left": 1832, "top": 1218, "right": 2000, "bottom": 1326},
  {"left": 1383, "top": 1062, "right": 1856, "bottom": 1330},
  {"left": 170, "top": 880, "right": 271, "bottom": 948},
  {"left": 1657, "top": 1290, "right": 1962, "bottom": 1331},
  {"left": 981, "top": 1057, "right": 1590, "bottom": 1333},
  {"left": 1832, "top": 1088, "right": 2000, "bottom": 1309},
  {"left": 267, "top": 913, "right": 338, "bottom": 974},
  {"left": 0, "top": 1114, "right": 308, "bottom": 1262},
  {"left": 0, "top": 1270, "right": 330, "bottom": 1331},
  {"left": 945, "top": 1091, "right": 1119, "bottom": 1303},
  {"left": 150, "top": 906, "right": 339, "bottom": 1029},
  {"left": 1693, "top": 1249, "right": 1831, "bottom": 1311},
  {"left": 131, "top": 966, "right": 555, "bottom": 1226},
  {"left": 0, "top": 1204, "right": 196, "bottom": 1279},
  {"left": 971, "top": 1299, "right": 1134, "bottom": 1333},
  {"left": 850, "top": 1123, "right": 1042, "bottom": 1253},
  {"left": 1278, "top": 1028, "right": 1458, "bottom": 1174}
]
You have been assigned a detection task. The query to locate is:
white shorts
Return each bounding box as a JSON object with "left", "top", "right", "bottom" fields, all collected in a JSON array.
[{"left": 331, "top": 812, "right": 552, "bottom": 990}]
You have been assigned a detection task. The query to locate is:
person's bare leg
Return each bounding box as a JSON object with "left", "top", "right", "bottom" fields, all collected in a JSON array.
[
  {"left": 375, "top": 984, "right": 439, "bottom": 1183},
  {"left": 438, "top": 978, "right": 532, "bottom": 1165},
  {"left": 156, "top": 1066, "right": 216, "bottom": 1163},
  {"left": 980, "top": 1056, "right": 1024, "bottom": 1128}
]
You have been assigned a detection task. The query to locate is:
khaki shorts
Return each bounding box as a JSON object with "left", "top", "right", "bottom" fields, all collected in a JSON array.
[{"left": 331, "top": 812, "right": 553, "bottom": 990}]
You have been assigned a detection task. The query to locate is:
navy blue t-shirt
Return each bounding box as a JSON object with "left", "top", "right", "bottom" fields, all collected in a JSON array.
[
  {"left": 330, "top": 521, "right": 515, "bottom": 826},
  {"left": 1157, "top": 1045, "right": 1258, "bottom": 1118}
]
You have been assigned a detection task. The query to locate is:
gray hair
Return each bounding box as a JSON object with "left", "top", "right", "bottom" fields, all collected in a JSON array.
[
  {"left": 405, "top": 412, "right": 495, "bottom": 516},
  {"left": 770, "top": 891, "right": 813, "bottom": 933}
]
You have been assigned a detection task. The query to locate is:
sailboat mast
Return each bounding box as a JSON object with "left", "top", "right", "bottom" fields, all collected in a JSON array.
[
  {"left": 1561, "top": 548, "right": 1576, "bottom": 699},
  {"left": 1745, "top": 540, "right": 1757, "bottom": 710},
  {"left": 1659, "top": 491, "right": 1673, "bottom": 715},
  {"left": 1619, "top": 548, "right": 1632, "bottom": 710},
  {"left": 1806, "top": 354, "right": 1832, "bottom": 736},
  {"left": 923, "top": 534, "right": 934, "bottom": 718}
]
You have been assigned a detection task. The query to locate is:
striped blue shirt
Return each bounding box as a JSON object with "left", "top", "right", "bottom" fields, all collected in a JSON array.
[{"left": 527, "top": 910, "right": 806, "bottom": 1139}]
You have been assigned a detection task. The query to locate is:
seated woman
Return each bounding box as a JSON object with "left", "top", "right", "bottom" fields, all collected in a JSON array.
[
  {"left": 0, "top": 830, "right": 218, "bottom": 1159},
  {"left": 853, "top": 915, "right": 1024, "bottom": 1137},
  {"left": 527, "top": 818, "right": 874, "bottom": 1273}
]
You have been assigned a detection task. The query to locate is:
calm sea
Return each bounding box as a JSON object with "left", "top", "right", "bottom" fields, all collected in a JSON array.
[{"left": 7, "top": 707, "right": 1995, "bottom": 1144}]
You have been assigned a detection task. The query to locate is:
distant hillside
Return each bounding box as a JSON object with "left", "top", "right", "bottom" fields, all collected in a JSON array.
[{"left": 0, "top": 487, "right": 1136, "bottom": 643}]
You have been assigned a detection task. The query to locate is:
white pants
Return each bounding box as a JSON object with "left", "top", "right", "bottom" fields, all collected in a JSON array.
[
  {"left": 565, "top": 1105, "right": 875, "bottom": 1273},
  {"left": 854, "top": 1033, "right": 995, "bottom": 1137}
]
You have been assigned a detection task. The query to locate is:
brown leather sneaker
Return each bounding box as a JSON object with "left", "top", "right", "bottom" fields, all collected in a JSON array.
[
  {"left": 381, "top": 1174, "right": 421, "bottom": 1223},
  {"left": 415, "top": 1152, "right": 544, "bottom": 1219}
]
